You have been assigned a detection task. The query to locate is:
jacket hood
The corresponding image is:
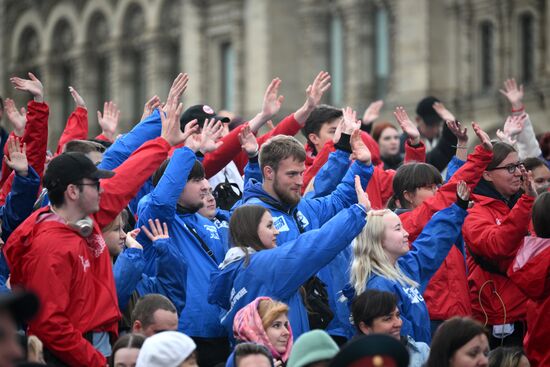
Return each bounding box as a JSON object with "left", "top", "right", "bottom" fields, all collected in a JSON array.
[
  {"left": 512, "top": 236, "right": 550, "bottom": 272},
  {"left": 474, "top": 178, "right": 523, "bottom": 209},
  {"left": 242, "top": 180, "right": 295, "bottom": 213},
  {"left": 208, "top": 256, "right": 244, "bottom": 310}
]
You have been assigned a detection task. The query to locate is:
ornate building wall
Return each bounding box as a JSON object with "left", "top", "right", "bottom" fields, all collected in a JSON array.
[{"left": 1, "top": 0, "right": 548, "bottom": 148}]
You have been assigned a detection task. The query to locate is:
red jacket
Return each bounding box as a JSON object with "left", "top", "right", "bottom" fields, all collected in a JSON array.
[
  {"left": 303, "top": 137, "right": 424, "bottom": 209},
  {"left": 400, "top": 145, "right": 493, "bottom": 320},
  {"left": 55, "top": 107, "right": 89, "bottom": 155},
  {"left": 4, "top": 137, "right": 171, "bottom": 366},
  {"left": 202, "top": 113, "right": 303, "bottom": 178},
  {"left": 0, "top": 101, "right": 49, "bottom": 206},
  {"left": 463, "top": 191, "right": 534, "bottom": 325},
  {"left": 508, "top": 236, "right": 550, "bottom": 367}
]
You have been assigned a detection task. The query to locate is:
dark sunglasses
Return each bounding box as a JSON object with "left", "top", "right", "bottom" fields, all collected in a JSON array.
[{"left": 76, "top": 180, "right": 101, "bottom": 190}]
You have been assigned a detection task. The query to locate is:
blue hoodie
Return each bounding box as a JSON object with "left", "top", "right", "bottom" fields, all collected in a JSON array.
[
  {"left": 365, "top": 204, "right": 467, "bottom": 344},
  {"left": 113, "top": 237, "right": 188, "bottom": 314},
  {"left": 208, "top": 203, "right": 368, "bottom": 341},
  {"left": 137, "top": 146, "right": 227, "bottom": 338},
  {"left": 236, "top": 158, "right": 372, "bottom": 340}
]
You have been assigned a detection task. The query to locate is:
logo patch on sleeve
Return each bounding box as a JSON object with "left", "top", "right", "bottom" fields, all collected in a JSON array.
[{"left": 273, "top": 216, "right": 290, "bottom": 232}]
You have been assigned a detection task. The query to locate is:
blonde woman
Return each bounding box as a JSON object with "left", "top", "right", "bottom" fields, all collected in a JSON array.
[{"left": 349, "top": 182, "right": 470, "bottom": 344}]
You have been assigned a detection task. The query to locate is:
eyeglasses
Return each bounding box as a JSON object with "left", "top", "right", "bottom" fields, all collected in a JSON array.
[
  {"left": 76, "top": 181, "right": 101, "bottom": 190},
  {"left": 488, "top": 162, "right": 523, "bottom": 174}
]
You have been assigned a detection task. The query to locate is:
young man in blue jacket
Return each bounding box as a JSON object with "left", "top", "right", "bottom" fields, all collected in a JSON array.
[{"left": 136, "top": 130, "right": 230, "bottom": 366}]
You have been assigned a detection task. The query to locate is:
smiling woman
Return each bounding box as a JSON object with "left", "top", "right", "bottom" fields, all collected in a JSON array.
[{"left": 234, "top": 297, "right": 293, "bottom": 366}]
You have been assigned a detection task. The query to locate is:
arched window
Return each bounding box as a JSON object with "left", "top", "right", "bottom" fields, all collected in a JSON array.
[
  {"left": 88, "top": 12, "right": 110, "bottom": 104},
  {"left": 519, "top": 12, "right": 534, "bottom": 84},
  {"left": 51, "top": 20, "right": 75, "bottom": 121},
  {"left": 160, "top": 0, "right": 181, "bottom": 80},
  {"left": 122, "top": 4, "right": 146, "bottom": 121},
  {"left": 480, "top": 21, "right": 494, "bottom": 91},
  {"left": 329, "top": 14, "right": 344, "bottom": 105},
  {"left": 221, "top": 42, "right": 235, "bottom": 111},
  {"left": 374, "top": 7, "right": 390, "bottom": 99},
  {"left": 18, "top": 27, "right": 40, "bottom": 63}
]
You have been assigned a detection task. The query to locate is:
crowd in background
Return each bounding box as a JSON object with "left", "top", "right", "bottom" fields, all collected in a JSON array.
[{"left": 0, "top": 67, "right": 548, "bottom": 367}]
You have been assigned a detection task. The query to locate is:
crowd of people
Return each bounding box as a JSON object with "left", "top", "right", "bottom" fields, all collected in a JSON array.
[{"left": 0, "top": 68, "right": 548, "bottom": 367}]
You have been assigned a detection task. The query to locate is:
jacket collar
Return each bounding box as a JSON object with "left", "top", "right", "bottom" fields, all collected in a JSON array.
[{"left": 473, "top": 178, "right": 523, "bottom": 209}]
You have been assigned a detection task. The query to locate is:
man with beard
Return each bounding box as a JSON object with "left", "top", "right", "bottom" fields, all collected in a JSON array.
[
  {"left": 136, "top": 128, "right": 230, "bottom": 367},
  {"left": 239, "top": 132, "right": 373, "bottom": 244}
]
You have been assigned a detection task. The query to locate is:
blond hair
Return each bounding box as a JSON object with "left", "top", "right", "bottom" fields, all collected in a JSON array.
[
  {"left": 257, "top": 299, "right": 289, "bottom": 331},
  {"left": 350, "top": 210, "right": 418, "bottom": 295}
]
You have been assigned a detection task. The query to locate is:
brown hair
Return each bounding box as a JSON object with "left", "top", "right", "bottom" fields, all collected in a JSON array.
[
  {"left": 390, "top": 162, "right": 442, "bottom": 209},
  {"left": 109, "top": 333, "right": 145, "bottom": 367},
  {"left": 64, "top": 139, "right": 106, "bottom": 154},
  {"left": 486, "top": 142, "right": 517, "bottom": 171},
  {"left": 488, "top": 347, "right": 526, "bottom": 367},
  {"left": 426, "top": 317, "right": 488, "bottom": 367},
  {"left": 372, "top": 122, "right": 398, "bottom": 143},
  {"left": 229, "top": 205, "right": 269, "bottom": 264},
  {"left": 259, "top": 135, "right": 306, "bottom": 174},
  {"left": 257, "top": 299, "right": 289, "bottom": 331},
  {"left": 533, "top": 191, "right": 550, "bottom": 238}
]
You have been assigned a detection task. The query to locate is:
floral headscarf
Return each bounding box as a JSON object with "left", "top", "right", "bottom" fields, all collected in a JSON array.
[{"left": 233, "top": 297, "right": 293, "bottom": 362}]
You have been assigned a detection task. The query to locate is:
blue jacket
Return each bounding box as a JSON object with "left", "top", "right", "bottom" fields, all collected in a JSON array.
[
  {"left": 238, "top": 160, "right": 373, "bottom": 243},
  {"left": 0, "top": 167, "right": 41, "bottom": 293},
  {"left": 113, "top": 238, "right": 188, "bottom": 314},
  {"left": 208, "top": 204, "right": 368, "bottom": 341},
  {"left": 137, "top": 146, "right": 227, "bottom": 337},
  {"left": 365, "top": 204, "right": 467, "bottom": 344},
  {"left": 304, "top": 149, "right": 350, "bottom": 199},
  {"left": 99, "top": 109, "right": 162, "bottom": 213}
]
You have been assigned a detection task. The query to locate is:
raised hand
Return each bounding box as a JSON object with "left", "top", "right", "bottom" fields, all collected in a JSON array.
[
  {"left": 200, "top": 118, "right": 224, "bottom": 153},
  {"left": 4, "top": 136, "right": 28, "bottom": 176},
  {"left": 97, "top": 101, "right": 121, "bottom": 142},
  {"left": 261, "top": 78, "right": 284, "bottom": 119},
  {"left": 350, "top": 129, "right": 372, "bottom": 165},
  {"left": 499, "top": 78, "right": 524, "bottom": 110},
  {"left": 160, "top": 97, "right": 197, "bottom": 147},
  {"left": 305, "top": 71, "right": 331, "bottom": 109},
  {"left": 238, "top": 124, "right": 259, "bottom": 156},
  {"left": 456, "top": 180, "right": 470, "bottom": 202},
  {"left": 141, "top": 95, "right": 161, "bottom": 122},
  {"left": 355, "top": 175, "right": 371, "bottom": 212},
  {"left": 520, "top": 166, "right": 537, "bottom": 197},
  {"left": 503, "top": 113, "right": 527, "bottom": 138},
  {"left": 342, "top": 107, "right": 361, "bottom": 135},
  {"left": 472, "top": 122, "right": 492, "bottom": 151},
  {"left": 446, "top": 120, "right": 468, "bottom": 143},
  {"left": 10, "top": 72, "right": 44, "bottom": 102},
  {"left": 141, "top": 218, "right": 170, "bottom": 242},
  {"left": 433, "top": 102, "right": 456, "bottom": 122},
  {"left": 4, "top": 98, "right": 26, "bottom": 136},
  {"left": 125, "top": 228, "right": 143, "bottom": 250},
  {"left": 362, "top": 100, "right": 384, "bottom": 125},
  {"left": 183, "top": 120, "right": 201, "bottom": 152},
  {"left": 393, "top": 106, "right": 420, "bottom": 145},
  {"left": 163, "top": 73, "right": 189, "bottom": 113},
  {"left": 496, "top": 129, "right": 517, "bottom": 146},
  {"left": 332, "top": 118, "right": 344, "bottom": 144},
  {"left": 68, "top": 86, "right": 86, "bottom": 109}
]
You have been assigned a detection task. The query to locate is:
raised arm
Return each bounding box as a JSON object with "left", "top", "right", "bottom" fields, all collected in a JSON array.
[
  {"left": 55, "top": 87, "right": 88, "bottom": 155},
  {"left": 402, "top": 183, "right": 469, "bottom": 292}
]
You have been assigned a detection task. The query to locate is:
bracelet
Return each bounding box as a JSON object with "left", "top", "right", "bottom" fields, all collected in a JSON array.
[
  {"left": 511, "top": 105, "right": 525, "bottom": 113},
  {"left": 452, "top": 145, "right": 468, "bottom": 149}
]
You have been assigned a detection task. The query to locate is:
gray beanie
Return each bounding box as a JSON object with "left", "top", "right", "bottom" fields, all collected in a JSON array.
[{"left": 287, "top": 330, "right": 339, "bottom": 367}]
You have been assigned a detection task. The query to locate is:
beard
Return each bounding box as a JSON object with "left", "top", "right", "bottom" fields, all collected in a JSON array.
[
  {"left": 273, "top": 177, "right": 301, "bottom": 207},
  {"left": 177, "top": 200, "right": 204, "bottom": 214}
]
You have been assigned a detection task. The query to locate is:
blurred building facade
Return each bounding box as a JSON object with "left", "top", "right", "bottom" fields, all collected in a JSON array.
[{"left": 0, "top": 0, "right": 548, "bottom": 146}]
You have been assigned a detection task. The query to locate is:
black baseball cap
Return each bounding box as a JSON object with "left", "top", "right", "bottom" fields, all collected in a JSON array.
[
  {"left": 329, "top": 334, "right": 409, "bottom": 367},
  {"left": 416, "top": 96, "right": 442, "bottom": 126},
  {"left": 0, "top": 290, "right": 39, "bottom": 324},
  {"left": 43, "top": 152, "right": 115, "bottom": 192},
  {"left": 179, "top": 104, "right": 230, "bottom": 131}
]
